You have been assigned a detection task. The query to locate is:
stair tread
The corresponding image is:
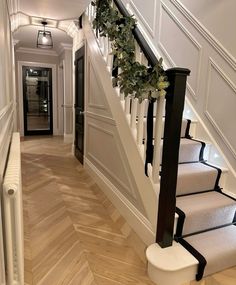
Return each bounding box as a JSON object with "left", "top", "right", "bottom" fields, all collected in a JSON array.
[
  {"left": 177, "top": 162, "right": 219, "bottom": 196},
  {"left": 176, "top": 191, "right": 236, "bottom": 235},
  {"left": 160, "top": 138, "right": 204, "bottom": 164},
  {"left": 185, "top": 225, "right": 236, "bottom": 276},
  {"left": 178, "top": 138, "right": 203, "bottom": 163}
]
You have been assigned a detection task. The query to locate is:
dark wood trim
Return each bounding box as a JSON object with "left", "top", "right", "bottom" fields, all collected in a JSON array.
[
  {"left": 74, "top": 45, "right": 85, "bottom": 164},
  {"left": 79, "top": 15, "right": 83, "bottom": 29},
  {"left": 156, "top": 68, "right": 190, "bottom": 248}
]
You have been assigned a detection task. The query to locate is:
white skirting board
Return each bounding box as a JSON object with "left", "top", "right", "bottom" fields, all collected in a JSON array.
[{"left": 84, "top": 157, "right": 155, "bottom": 245}]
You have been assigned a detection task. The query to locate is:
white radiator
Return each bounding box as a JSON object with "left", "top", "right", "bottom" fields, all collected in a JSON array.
[
  {"left": 3, "top": 133, "right": 24, "bottom": 285},
  {"left": 0, "top": 207, "right": 5, "bottom": 285}
]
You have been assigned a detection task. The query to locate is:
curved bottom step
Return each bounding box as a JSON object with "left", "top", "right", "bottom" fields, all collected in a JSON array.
[
  {"left": 146, "top": 226, "right": 236, "bottom": 285},
  {"left": 146, "top": 242, "right": 198, "bottom": 285}
]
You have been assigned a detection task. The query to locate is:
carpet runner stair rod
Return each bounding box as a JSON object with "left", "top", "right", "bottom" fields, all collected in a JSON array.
[{"left": 85, "top": 0, "right": 236, "bottom": 281}]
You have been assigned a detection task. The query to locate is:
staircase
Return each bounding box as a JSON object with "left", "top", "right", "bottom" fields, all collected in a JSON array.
[
  {"left": 84, "top": 1, "right": 236, "bottom": 284},
  {"left": 174, "top": 119, "right": 236, "bottom": 279}
]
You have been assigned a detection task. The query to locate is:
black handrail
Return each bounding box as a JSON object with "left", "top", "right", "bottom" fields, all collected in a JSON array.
[
  {"left": 113, "top": 0, "right": 158, "bottom": 67},
  {"left": 108, "top": 0, "right": 190, "bottom": 248}
]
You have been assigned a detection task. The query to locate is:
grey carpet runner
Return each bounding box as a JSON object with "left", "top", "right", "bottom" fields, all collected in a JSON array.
[{"left": 174, "top": 119, "right": 236, "bottom": 280}]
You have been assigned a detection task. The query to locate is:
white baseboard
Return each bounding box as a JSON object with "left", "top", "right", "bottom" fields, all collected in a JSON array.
[
  {"left": 64, "top": 134, "right": 73, "bottom": 143},
  {"left": 84, "top": 157, "right": 155, "bottom": 245}
]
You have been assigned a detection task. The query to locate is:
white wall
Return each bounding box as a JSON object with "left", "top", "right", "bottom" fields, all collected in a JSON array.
[
  {"left": 59, "top": 49, "right": 73, "bottom": 141},
  {"left": 15, "top": 50, "right": 62, "bottom": 135},
  {"left": 71, "top": 20, "right": 159, "bottom": 245},
  {"left": 0, "top": 0, "right": 15, "bottom": 182},
  {"left": 122, "top": 0, "right": 236, "bottom": 178}
]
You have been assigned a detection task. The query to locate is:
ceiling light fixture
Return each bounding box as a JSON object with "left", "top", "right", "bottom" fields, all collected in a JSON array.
[{"left": 37, "top": 21, "right": 53, "bottom": 49}]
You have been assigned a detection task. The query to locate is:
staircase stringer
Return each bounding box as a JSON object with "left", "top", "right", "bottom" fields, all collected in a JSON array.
[{"left": 83, "top": 18, "right": 159, "bottom": 231}]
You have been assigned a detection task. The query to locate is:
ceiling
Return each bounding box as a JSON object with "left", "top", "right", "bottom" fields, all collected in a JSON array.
[
  {"left": 19, "top": 0, "right": 89, "bottom": 20},
  {"left": 12, "top": 0, "right": 91, "bottom": 54},
  {"left": 14, "top": 25, "right": 73, "bottom": 52}
]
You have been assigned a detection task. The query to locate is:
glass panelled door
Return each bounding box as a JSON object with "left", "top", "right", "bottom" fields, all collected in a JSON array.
[{"left": 23, "top": 66, "right": 53, "bottom": 135}]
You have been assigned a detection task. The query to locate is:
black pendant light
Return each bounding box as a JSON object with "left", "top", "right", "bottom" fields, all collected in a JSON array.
[{"left": 37, "top": 21, "right": 53, "bottom": 49}]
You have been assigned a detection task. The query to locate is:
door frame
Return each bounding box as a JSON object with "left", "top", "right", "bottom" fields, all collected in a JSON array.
[
  {"left": 22, "top": 66, "right": 53, "bottom": 136},
  {"left": 18, "top": 61, "right": 58, "bottom": 136},
  {"left": 74, "top": 46, "right": 85, "bottom": 163}
]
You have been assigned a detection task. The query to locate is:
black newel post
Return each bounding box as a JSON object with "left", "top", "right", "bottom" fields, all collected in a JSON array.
[{"left": 156, "top": 68, "right": 190, "bottom": 248}]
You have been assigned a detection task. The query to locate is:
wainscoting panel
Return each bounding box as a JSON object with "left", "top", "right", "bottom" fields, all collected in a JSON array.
[
  {"left": 205, "top": 59, "right": 236, "bottom": 159},
  {"left": 130, "top": 0, "right": 157, "bottom": 37},
  {"left": 0, "top": 0, "right": 14, "bottom": 184},
  {"left": 159, "top": 3, "right": 202, "bottom": 99},
  {"left": 86, "top": 116, "right": 144, "bottom": 207},
  {"left": 87, "top": 58, "right": 113, "bottom": 118}
]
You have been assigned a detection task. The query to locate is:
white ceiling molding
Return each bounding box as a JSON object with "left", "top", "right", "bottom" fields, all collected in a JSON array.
[
  {"left": 60, "top": 43, "right": 73, "bottom": 50},
  {"left": 11, "top": 11, "right": 77, "bottom": 37},
  {"left": 58, "top": 42, "right": 73, "bottom": 55},
  {"left": 15, "top": 47, "right": 58, "bottom": 57},
  {"left": 65, "top": 21, "right": 79, "bottom": 38},
  {"left": 13, "top": 39, "right": 20, "bottom": 46},
  {"left": 7, "top": 0, "right": 19, "bottom": 15},
  {"left": 31, "top": 17, "right": 58, "bottom": 28},
  {"left": 10, "top": 12, "right": 30, "bottom": 32}
]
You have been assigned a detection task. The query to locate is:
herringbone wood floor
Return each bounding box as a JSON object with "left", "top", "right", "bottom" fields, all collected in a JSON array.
[
  {"left": 21, "top": 136, "right": 154, "bottom": 285},
  {"left": 21, "top": 136, "right": 236, "bottom": 285}
]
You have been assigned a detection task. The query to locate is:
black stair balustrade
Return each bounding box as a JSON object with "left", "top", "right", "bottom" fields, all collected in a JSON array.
[{"left": 90, "top": 0, "right": 191, "bottom": 248}]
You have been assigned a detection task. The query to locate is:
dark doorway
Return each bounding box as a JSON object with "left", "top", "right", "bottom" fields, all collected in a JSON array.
[
  {"left": 74, "top": 46, "right": 85, "bottom": 164},
  {"left": 22, "top": 66, "right": 53, "bottom": 135}
]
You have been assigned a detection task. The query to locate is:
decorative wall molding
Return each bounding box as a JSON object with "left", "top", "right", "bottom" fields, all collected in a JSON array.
[
  {"left": 205, "top": 57, "right": 236, "bottom": 159},
  {"left": 17, "top": 61, "right": 58, "bottom": 136},
  {"left": 129, "top": 0, "right": 157, "bottom": 38},
  {"left": 16, "top": 47, "right": 58, "bottom": 56},
  {"left": 0, "top": 105, "right": 14, "bottom": 181},
  {"left": 58, "top": 42, "right": 73, "bottom": 56},
  {"left": 87, "top": 59, "right": 110, "bottom": 111},
  {"left": 0, "top": 102, "right": 13, "bottom": 121},
  {"left": 7, "top": 0, "right": 19, "bottom": 15},
  {"left": 85, "top": 157, "right": 155, "bottom": 245},
  {"left": 87, "top": 122, "right": 138, "bottom": 200},
  {"left": 170, "top": 0, "right": 236, "bottom": 71},
  {"left": 86, "top": 111, "right": 115, "bottom": 126},
  {"left": 159, "top": 2, "right": 202, "bottom": 100},
  {"left": 62, "top": 104, "right": 73, "bottom": 109}
]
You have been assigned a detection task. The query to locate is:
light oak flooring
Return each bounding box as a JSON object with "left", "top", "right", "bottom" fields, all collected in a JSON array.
[
  {"left": 21, "top": 136, "right": 236, "bottom": 285},
  {"left": 21, "top": 136, "right": 154, "bottom": 285}
]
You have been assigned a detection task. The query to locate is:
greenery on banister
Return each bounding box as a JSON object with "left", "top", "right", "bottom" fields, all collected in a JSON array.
[{"left": 91, "top": 0, "right": 169, "bottom": 101}]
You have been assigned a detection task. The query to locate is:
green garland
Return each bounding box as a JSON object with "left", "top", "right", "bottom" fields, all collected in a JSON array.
[{"left": 91, "top": 0, "right": 169, "bottom": 101}]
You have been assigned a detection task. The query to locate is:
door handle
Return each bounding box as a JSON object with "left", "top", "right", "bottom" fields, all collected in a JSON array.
[{"left": 79, "top": 111, "right": 85, "bottom": 115}]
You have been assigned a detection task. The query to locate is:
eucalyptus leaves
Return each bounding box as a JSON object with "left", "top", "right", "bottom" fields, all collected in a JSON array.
[{"left": 91, "top": 0, "right": 169, "bottom": 101}]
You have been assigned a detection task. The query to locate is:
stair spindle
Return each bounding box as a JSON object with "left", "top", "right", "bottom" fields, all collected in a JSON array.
[
  {"left": 137, "top": 99, "right": 146, "bottom": 145},
  {"left": 152, "top": 96, "right": 165, "bottom": 183},
  {"left": 130, "top": 98, "right": 138, "bottom": 129},
  {"left": 125, "top": 96, "right": 131, "bottom": 115}
]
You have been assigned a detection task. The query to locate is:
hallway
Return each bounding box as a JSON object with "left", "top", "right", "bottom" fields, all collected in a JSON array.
[
  {"left": 21, "top": 136, "right": 155, "bottom": 285},
  {"left": 21, "top": 137, "right": 236, "bottom": 285}
]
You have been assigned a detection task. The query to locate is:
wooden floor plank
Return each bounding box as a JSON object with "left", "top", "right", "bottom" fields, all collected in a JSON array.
[
  {"left": 21, "top": 136, "right": 154, "bottom": 285},
  {"left": 21, "top": 136, "right": 236, "bottom": 285}
]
